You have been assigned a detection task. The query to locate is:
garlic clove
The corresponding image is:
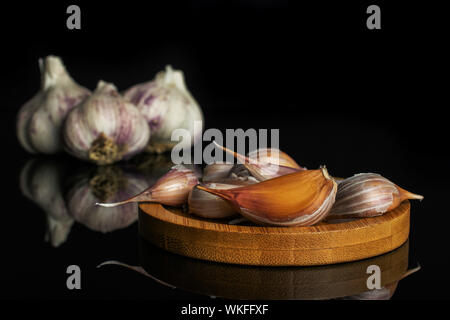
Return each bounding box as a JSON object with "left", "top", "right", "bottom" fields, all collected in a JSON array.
[
  {"left": 17, "top": 56, "right": 91, "bottom": 154},
  {"left": 202, "top": 163, "right": 234, "bottom": 182},
  {"left": 328, "top": 173, "right": 424, "bottom": 219},
  {"left": 247, "top": 148, "right": 303, "bottom": 169},
  {"left": 188, "top": 183, "right": 239, "bottom": 219},
  {"left": 96, "top": 164, "right": 199, "bottom": 208},
  {"left": 123, "top": 65, "right": 204, "bottom": 154},
  {"left": 214, "top": 141, "right": 301, "bottom": 181},
  {"left": 63, "top": 80, "right": 150, "bottom": 165},
  {"left": 197, "top": 167, "right": 337, "bottom": 227}
]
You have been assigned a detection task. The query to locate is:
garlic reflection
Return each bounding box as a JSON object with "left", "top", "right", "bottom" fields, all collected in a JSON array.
[
  {"left": 132, "top": 153, "right": 175, "bottom": 186},
  {"left": 19, "top": 158, "right": 74, "bottom": 247},
  {"left": 63, "top": 81, "right": 150, "bottom": 165},
  {"left": 123, "top": 65, "right": 204, "bottom": 153},
  {"left": 66, "top": 165, "right": 148, "bottom": 233},
  {"left": 17, "top": 56, "right": 90, "bottom": 154}
]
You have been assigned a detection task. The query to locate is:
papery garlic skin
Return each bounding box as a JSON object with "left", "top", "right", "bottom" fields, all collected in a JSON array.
[
  {"left": 247, "top": 148, "right": 303, "bottom": 170},
  {"left": 328, "top": 173, "right": 424, "bottom": 219},
  {"left": 147, "top": 165, "right": 199, "bottom": 206},
  {"left": 188, "top": 183, "right": 238, "bottom": 219},
  {"left": 202, "top": 163, "right": 234, "bottom": 182},
  {"left": 123, "top": 65, "right": 204, "bottom": 153},
  {"left": 17, "top": 56, "right": 90, "bottom": 154},
  {"left": 214, "top": 142, "right": 301, "bottom": 181},
  {"left": 63, "top": 81, "right": 150, "bottom": 165}
]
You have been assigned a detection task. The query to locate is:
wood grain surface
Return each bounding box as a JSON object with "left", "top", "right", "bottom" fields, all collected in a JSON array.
[{"left": 138, "top": 200, "right": 410, "bottom": 266}]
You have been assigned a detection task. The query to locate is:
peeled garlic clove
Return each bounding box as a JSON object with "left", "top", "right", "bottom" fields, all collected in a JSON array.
[
  {"left": 197, "top": 167, "right": 337, "bottom": 227},
  {"left": 214, "top": 141, "right": 301, "bottom": 181},
  {"left": 328, "top": 173, "right": 424, "bottom": 219},
  {"left": 96, "top": 164, "right": 199, "bottom": 208},
  {"left": 63, "top": 81, "right": 150, "bottom": 165},
  {"left": 247, "top": 148, "right": 304, "bottom": 170},
  {"left": 202, "top": 163, "right": 234, "bottom": 182},
  {"left": 123, "top": 65, "right": 204, "bottom": 153},
  {"left": 66, "top": 165, "right": 148, "bottom": 233},
  {"left": 188, "top": 183, "right": 238, "bottom": 219},
  {"left": 17, "top": 56, "right": 91, "bottom": 154}
]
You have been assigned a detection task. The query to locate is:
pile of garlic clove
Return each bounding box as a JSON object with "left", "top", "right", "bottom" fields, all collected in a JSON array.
[
  {"left": 16, "top": 55, "right": 204, "bottom": 165},
  {"left": 97, "top": 144, "right": 424, "bottom": 227}
]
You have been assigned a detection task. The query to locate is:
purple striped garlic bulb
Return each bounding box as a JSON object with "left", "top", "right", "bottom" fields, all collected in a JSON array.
[
  {"left": 17, "top": 56, "right": 90, "bottom": 154},
  {"left": 63, "top": 81, "right": 150, "bottom": 165},
  {"left": 328, "top": 173, "right": 423, "bottom": 219},
  {"left": 123, "top": 65, "right": 204, "bottom": 153}
]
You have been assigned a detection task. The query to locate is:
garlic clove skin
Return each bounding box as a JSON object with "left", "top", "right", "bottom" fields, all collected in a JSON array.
[
  {"left": 214, "top": 141, "right": 301, "bottom": 181},
  {"left": 188, "top": 183, "right": 238, "bottom": 219},
  {"left": 17, "top": 56, "right": 91, "bottom": 154},
  {"left": 197, "top": 167, "right": 337, "bottom": 227},
  {"left": 328, "top": 173, "right": 424, "bottom": 219},
  {"left": 202, "top": 163, "right": 234, "bottom": 182},
  {"left": 63, "top": 80, "right": 150, "bottom": 165},
  {"left": 123, "top": 65, "right": 204, "bottom": 153},
  {"left": 247, "top": 148, "right": 304, "bottom": 170},
  {"left": 96, "top": 164, "right": 199, "bottom": 208}
]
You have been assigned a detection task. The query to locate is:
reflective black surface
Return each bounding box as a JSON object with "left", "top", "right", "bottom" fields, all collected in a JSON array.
[
  {"left": 2, "top": 0, "right": 448, "bottom": 304},
  {"left": 0, "top": 154, "right": 425, "bottom": 300}
]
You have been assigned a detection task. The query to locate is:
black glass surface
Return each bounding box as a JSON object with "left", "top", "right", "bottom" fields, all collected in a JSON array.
[{"left": 1, "top": 0, "right": 448, "bottom": 308}]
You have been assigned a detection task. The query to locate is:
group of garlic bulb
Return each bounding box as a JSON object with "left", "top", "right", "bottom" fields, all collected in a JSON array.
[
  {"left": 98, "top": 144, "right": 423, "bottom": 227},
  {"left": 17, "top": 55, "right": 203, "bottom": 164}
]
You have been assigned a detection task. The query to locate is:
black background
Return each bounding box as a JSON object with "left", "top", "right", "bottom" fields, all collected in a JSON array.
[{"left": 1, "top": 0, "right": 448, "bottom": 310}]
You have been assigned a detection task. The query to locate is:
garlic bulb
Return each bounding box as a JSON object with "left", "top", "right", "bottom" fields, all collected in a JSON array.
[
  {"left": 328, "top": 173, "right": 423, "bottom": 219},
  {"left": 20, "top": 158, "right": 74, "bottom": 247},
  {"left": 198, "top": 167, "right": 337, "bottom": 227},
  {"left": 123, "top": 65, "right": 204, "bottom": 153},
  {"left": 66, "top": 165, "right": 148, "bottom": 233},
  {"left": 17, "top": 56, "right": 90, "bottom": 154},
  {"left": 96, "top": 164, "right": 199, "bottom": 208},
  {"left": 188, "top": 183, "right": 238, "bottom": 219},
  {"left": 63, "top": 81, "right": 150, "bottom": 165}
]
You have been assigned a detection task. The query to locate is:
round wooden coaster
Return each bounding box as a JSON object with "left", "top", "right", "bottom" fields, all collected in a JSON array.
[{"left": 138, "top": 200, "right": 410, "bottom": 266}]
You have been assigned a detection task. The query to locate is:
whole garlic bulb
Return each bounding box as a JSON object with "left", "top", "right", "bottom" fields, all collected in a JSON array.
[
  {"left": 17, "top": 56, "right": 91, "bottom": 154},
  {"left": 63, "top": 81, "right": 151, "bottom": 165},
  {"left": 123, "top": 65, "right": 204, "bottom": 153}
]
